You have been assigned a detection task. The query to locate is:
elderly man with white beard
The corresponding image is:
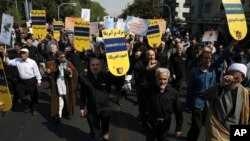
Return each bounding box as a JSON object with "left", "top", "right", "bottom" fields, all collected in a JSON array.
[
  {"left": 145, "top": 68, "right": 183, "bottom": 141},
  {"left": 204, "top": 63, "right": 250, "bottom": 141}
]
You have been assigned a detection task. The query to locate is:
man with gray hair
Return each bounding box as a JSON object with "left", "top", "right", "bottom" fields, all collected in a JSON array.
[{"left": 146, "top": 67, "right": 183, "bottom": 141}]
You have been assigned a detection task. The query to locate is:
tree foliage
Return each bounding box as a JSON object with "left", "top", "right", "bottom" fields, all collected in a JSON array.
[
  {"left": 119, "top": 0, "right": 159, "bottom": 19},
  {"left": 59, "top": 0, "right": 82, "bottom": 20},
  {"left": 5, "top": 5, "right": 24, "bottom": 26},
  {"left": 0, "top": 0, "right": 107, "bottom": 26},
  {"left": 89, "top": 1, "right": 108, "bottom": 21}
]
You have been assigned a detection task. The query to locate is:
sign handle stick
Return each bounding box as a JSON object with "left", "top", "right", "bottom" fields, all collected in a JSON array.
[
  {"left": 3, "top": 45, "right": 6, "bottom": 62},
  {"left": 130, "top": 37, "right": 135, "bottom": 56}
]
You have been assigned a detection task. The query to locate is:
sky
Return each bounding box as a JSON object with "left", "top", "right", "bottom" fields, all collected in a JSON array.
[{"left": 92, "top": 0, "right": 134, "bottom": 17}]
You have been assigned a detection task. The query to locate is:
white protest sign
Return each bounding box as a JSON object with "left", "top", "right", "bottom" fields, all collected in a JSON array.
[
  {"left": 104, "top": 17, "right": 114, "bottom": 29},
  {"left": 0, "top": 13, "right": 14, "bottom": 45},
  {"left": 202, "top": 31, "right": 219, "bottom": 42},
  {"left": 116, "top": 18, "right": 126, "bottom": 30},
  {"left": 81, "top": 9, "right": 91, "bottom": 21},
  {"left": 125, "top": 16, "right": 149, "bottom": 36}
]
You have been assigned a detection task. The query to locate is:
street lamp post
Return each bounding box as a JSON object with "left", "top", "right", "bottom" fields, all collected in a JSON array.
[
  {"left": 14, "top": 0, "right": 18, "bottom": 13},
  {"left": 57, "top": 2, "right": 78, "bottom": 20},
  {"left": 153, "top": 4, "right": 172, "bottom": 23}
]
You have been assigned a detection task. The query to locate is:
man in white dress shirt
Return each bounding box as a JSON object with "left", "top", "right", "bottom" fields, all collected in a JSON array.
[{"left": 4, "top": 48, "right": 42, "bottom": 116}]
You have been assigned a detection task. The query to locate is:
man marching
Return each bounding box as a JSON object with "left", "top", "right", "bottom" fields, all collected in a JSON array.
[
  {"left": 4, "top": 48, "right": 42, "bottom": 116},
  {"left": 204, "top": 63, "right": 250, "bottom": 141}
]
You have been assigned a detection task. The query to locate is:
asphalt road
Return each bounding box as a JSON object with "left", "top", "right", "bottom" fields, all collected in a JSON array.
[{"left": 0, "top": 80, "right": 206, "bottom": 141}]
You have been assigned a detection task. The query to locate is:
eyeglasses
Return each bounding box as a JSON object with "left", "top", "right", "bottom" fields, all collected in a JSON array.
[{"left": 60, "top": 56, "right": 65, "bottom": 58}]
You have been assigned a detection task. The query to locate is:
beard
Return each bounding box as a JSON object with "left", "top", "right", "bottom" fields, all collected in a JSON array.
[
  {"left": 226, "top": 83, "right": 240, "bottom": 90},
  {"left": 159, "top": 83, "right": 167, "bottom": 90}
]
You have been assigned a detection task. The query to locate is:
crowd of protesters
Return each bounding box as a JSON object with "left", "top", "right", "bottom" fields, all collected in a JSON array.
[{"left": 0, "top": 25, "right": 250, "bottom": 141}]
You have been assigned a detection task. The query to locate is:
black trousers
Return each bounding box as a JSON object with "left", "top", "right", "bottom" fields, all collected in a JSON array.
[
  {"left": 186, "top": 108, "right": 207, "bottom": 141},
  {"left": 7, "top": 77, "right": 19, "bottom": 102},
  {"left": 17, "top": 77, "right": 39, "bottom": 111},
  {"left": 113, "top": 76, "right": 125, "bottom": 103},
  {"left": 137, "top": 85, "right": 149, "bottom": 125},
  {"left": 86, "top": 111, "right": 110, "bottom": 141},
  {"left": 146, "top": 118, "right": 171, "bottom": 141},
  {"left": 172, "top": 79, "right": 186, "bottom": 94}
]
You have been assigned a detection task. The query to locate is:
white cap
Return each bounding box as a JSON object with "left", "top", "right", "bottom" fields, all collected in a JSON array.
[
  {"left": 19, "top": 48, "right": 29, "bottom": 53},
  {"left": 228, "top": 63, "right": 247, "bottom": 78}
]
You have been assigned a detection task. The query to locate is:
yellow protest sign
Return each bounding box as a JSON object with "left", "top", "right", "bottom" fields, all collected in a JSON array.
[
  {"left": 30, "top": 10, "right": 46, "bottom": 17},
  {"left": 32, "top": 25, "right": 47, "bottom": 40},
  {"left": 53, "top": 31, "right": 60, "bottom": 42},
  {"left": 30, "top": 10, "right": 46, "bottom": 40},
  {"left": 53, "top": 21, "right": 64, "bottom": 41},
  {"left": 74, "top": 19, "right": 90, "bottom": 52},
  {"left": 147, "top": 20, "right": 162, "bottom": 48},
  {"left": 222, "top": 0, "right": 247, "bottom": 40},
  {"left": 102, "top": 29, "right": 130, "bottom": 76},
  {"left": 0, "top": 58, "right": 12, "bottom": 112}
]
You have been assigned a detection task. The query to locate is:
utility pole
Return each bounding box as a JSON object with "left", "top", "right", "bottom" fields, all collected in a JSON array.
[
  {"left": 15, "top": 0, "right": 18, "bottom": 13},
  {"left": 25, "top": 0, "right": 29, "bottom": 21}
]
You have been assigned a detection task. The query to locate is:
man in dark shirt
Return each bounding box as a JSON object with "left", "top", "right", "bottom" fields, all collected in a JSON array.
[
  {"left": 169, "top": 42, "right": 187, "bottom": 94},
  {"left": 146, "top": 67, "right": 183, "bottom": 141},
  {"left": 6, "top": 42, "right": 21, "bottom": 103},
  {"left": 79, "top": 58, "right": 112, "bottom": 141},
  {"left": 66, "top": 46, "right": 85, "bottom": 74},
  {"left": 22, "top": 37, "right": 41, "bottom": 64},
  {"left": 186, "top": 38, "right": 200, "bottom": 73},
  {"left": 156, "top": 41, "right": 168, "bottom": 68}
]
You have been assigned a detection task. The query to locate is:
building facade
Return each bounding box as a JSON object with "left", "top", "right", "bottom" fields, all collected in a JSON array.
[
  {"left": 175, "top": 0, "right": 190, "bottom": 20},
  {"left": 155, "top": 0, "right": 190, "bottom": 24},
  {"left": 185, "top": 0, "right": 250, "bottom": 44}
]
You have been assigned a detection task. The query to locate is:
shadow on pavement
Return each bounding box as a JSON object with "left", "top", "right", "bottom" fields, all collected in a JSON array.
[
  {"left": 38, "top": 102, "right": 91, "bottom": 141},
  {"left": 42, "top": 121, "right": 91, "bottom": 141},
  {"left": 111, "top": 110, "right": 144, "bottom": 134}
]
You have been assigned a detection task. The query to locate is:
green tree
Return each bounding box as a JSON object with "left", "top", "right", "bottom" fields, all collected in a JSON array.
[
  {"left": 59, "top": 0, "right": 107, "bottom": 21},
  {"left": 0, "top": 0, "right": 107, "bottom": 26},
  {"left": 45, "top": 0, "right": 58, "bottom": 23},
  {"left": 5, "top": 5, "right": 24, "bottom": 25},
  {"left": 60, "top": 0, "right": 81, "bottom": 19},
  {"left": 119, "top": 0, "right": 159, "bottom": 19},
  {"left": 30, "top": 0, "right": 45, "bottom": 9},
  {"left": 89, "top": 1, "right": 108, "bottom": 21}
]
